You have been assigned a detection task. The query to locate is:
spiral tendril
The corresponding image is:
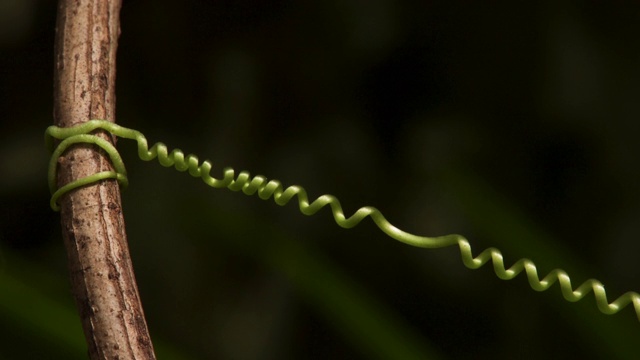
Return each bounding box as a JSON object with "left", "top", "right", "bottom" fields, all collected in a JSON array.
[{"left": 45, "top": 120, "right": 640, "bottom": 322}]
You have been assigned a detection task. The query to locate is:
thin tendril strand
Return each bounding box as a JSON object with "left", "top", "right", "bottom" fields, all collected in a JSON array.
[{"left": 45, "top": 119, "right": 640, "bottom": 322}]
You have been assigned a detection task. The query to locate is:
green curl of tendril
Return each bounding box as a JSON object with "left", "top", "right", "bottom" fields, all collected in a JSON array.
[
  {"left": 45, "top": 119, "right": 640, "bottom": 322},
  {"left": 46, "top": 132, "right": 129, "bottom": 211}
]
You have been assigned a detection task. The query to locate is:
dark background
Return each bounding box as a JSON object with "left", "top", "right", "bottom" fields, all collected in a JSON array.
[{"left": 1, "top": 1, "right": 640, "bottom": 359}]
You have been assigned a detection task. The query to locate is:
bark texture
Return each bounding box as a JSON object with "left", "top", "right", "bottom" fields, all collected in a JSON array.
[{"left": 53, "top": 1, "right": 156, "bottom": 358}]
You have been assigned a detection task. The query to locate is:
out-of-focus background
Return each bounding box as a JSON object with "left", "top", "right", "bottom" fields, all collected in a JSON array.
[{"left": 2, "top": 1, "right": 640, "bottom": 359}]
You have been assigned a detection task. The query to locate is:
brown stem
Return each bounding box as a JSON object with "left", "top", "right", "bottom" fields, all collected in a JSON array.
[{"left": 53, "top": 0, "right": 156, "bottom": 359}]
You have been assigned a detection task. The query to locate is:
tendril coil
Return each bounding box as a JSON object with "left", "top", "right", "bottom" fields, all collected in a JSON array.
[{"left": 45, "top": 120, "right": 640, "bottom": 322}]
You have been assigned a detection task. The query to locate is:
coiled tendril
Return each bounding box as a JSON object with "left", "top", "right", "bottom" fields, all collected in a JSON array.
[{"left": 45, "top": 120, "right": 640, "bottom": 322}]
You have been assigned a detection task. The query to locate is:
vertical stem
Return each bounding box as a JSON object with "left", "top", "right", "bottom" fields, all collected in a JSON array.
[{"left": 53, "top": 1, "right": 156, "bottom": 359}]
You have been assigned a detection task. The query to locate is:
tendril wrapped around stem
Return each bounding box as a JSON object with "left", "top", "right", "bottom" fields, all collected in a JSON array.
[{"left": 45, "top": 120, "right": 640, "bottom": 322}]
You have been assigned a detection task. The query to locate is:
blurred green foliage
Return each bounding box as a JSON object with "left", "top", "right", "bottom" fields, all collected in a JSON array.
[{"left": 2, "top": 1, "right": 640, "bottom": 359}]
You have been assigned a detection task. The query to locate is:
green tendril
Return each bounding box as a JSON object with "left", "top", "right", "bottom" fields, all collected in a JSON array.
[
  {"left": 45, "top": 119, "right": 640, "bottom": 323},
  {"left": 46, "top": 132, "right": 128, "bottom": 211}
]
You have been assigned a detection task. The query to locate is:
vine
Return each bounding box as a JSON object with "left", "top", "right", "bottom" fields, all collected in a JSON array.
[{"left": 46, "top": 120, "right": 640, "bottom": 322}]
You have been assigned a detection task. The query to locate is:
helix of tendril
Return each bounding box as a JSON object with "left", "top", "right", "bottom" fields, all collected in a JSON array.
[{"left": 45, "top": 120, "right": 640, "bottom": 322}]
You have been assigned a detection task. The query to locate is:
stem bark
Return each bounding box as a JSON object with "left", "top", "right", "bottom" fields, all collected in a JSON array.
[{"left": 53, "top": 1, "right": 156, "bottom": 358}]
